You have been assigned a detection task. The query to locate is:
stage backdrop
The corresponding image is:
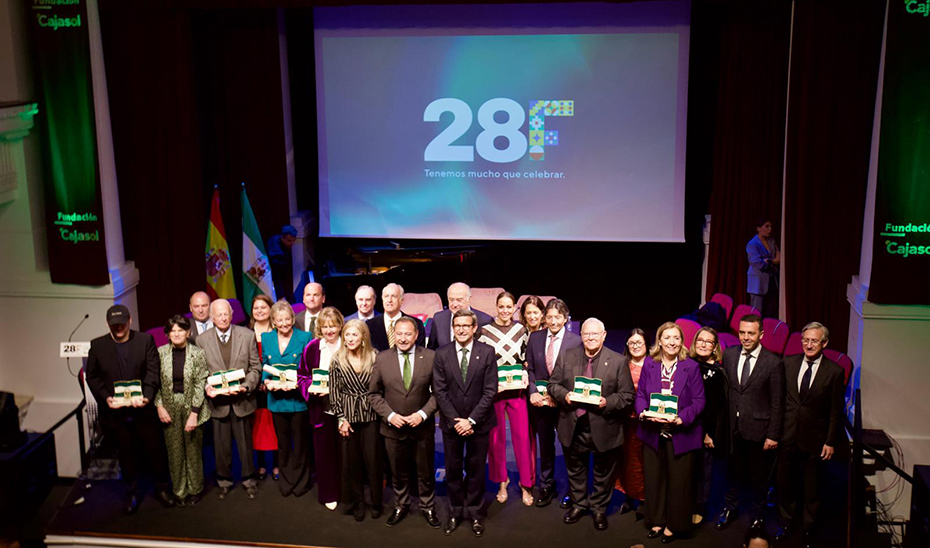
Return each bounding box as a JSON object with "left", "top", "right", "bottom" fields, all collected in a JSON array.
[
  {"left": 869, "top": 0, "right": 930, "bottom": 305},
  {"left": 25, "top": 0, "right": 109, "bottom": 286},
  {"left": 314, "top": 2, "right": 690, "bottom": 242}
]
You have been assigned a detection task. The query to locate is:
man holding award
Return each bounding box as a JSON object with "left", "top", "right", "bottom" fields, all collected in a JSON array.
[
  {"left": 199, "top": 299, "right": 262, "bottom": 499},
  {"left": 548, "top": 318, "right": 635, "bottom": 531},
  {"left": 85, "top": 305, "right": 173, "bottom": 514}
]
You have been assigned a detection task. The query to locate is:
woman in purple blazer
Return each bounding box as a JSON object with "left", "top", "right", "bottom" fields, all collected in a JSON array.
[{"left": 636, "top": 321, "right": 705, "bottom": 544}]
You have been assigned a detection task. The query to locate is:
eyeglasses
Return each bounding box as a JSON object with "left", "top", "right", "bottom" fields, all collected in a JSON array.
[
  {"left": 581, "top": 332, "right": 602, "bottom": 340},
  {"left": 453, "top": 324, "right": 474, "bottom": 331},
  {"left": 801, "top": 338, "right": 823, "bottom": 346},
  {"left": 695, "top": 338, "right": 716, "bottom": 347},
  {"left": 627, "top": 341, "right": 645, "bottom": 348}
]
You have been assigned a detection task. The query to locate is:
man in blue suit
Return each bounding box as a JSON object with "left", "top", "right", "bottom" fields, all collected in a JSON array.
[
  {"left": 526, "top": 298, "right": 581, "bottom": 507},
  {"left": 432, "top": 309, "right": 497, "bottom": 537},
  {"left": 426, "top": 282, "right": 493, "bottom": 349}
]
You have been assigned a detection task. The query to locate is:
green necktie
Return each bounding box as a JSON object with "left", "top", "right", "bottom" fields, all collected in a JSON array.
[
  {"left": 402, "top": 352, "right": 412, "bottom": 391},
  {"left": 460, "top": 347, "right": 469, "bottom": 382},
  {"left": 309, "top": 316, "right": 316, "bottom": 335}
]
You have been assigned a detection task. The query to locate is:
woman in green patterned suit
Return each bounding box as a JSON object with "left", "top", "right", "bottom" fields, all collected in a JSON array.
[{"left": 155, "top": 315, "right": 211, "bottom": 506}]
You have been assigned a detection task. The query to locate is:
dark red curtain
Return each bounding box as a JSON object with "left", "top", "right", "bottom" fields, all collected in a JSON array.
[
  {"left": 783, "top": 1, "right": 884, "bottom": 352},
  {"left": 100, "top": 4, "right": 292, "bottom": 329},
  {"left": 704, "top": 1, "right": 792, "bottom": 308}
]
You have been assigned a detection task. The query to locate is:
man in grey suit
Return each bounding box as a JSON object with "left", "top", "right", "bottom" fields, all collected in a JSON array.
[
  {"left": 425, "top": 282, "right": 493, "bottom": 350},
  {"left": 775, "top": 322, "right": 845, "bottom": 547},
  {"left": 345, "top": 285, "right": 377, "bottom": 321},
  {"left": 187, "top": 291, "right": 213, "bottom": 344},
  {"left": 548, "top": 318, "right": 635, "bottom": 531},
  {"left": 717, "top": 313, "right": 785, "bottom": 530},
  {"left": 199, "top": 299, "right": 262, "bottom": 499},
  {"left": 369, "top": 317, "right": 440, "bottom": 528},
  {"left": 295, "top": 282, "right": 325, "bottom": 333}
]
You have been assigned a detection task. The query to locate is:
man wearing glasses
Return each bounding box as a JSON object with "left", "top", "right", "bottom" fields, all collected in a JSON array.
[
  {"left": 548, "top": 318, "right": 635, "bottom": 531},
  {"left": 774, "top": 322, "right": 845, "bottom": 548},
  {"left": 432, "top": 309, "right": 498, "bottom": 537}
]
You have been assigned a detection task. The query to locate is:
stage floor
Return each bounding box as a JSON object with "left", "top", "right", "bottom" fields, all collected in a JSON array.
[{"left": 44, "top": 446, "right": 851, "bottom": 548}]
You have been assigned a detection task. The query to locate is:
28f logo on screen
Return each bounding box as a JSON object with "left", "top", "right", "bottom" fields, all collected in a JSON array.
[{"left": 424, "top": 98, "right": 573, "bottom": 163}]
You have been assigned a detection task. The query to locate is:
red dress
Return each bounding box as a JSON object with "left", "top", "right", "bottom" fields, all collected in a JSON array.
[
  {"left": 615, "top": 360, "right": 646, "bottom": 500},
  {"left": 252, "top": 338, "right": 279, "bottom": 451}
]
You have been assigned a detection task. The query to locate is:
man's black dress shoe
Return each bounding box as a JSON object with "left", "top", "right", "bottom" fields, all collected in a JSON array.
[
  {"left": 564, "top": 507, "right": 588, "bottom": 524},
  {"left": 386, "top": 506, "right": 409, "bottom": 527},
  {"left": 244, "top": 485, "right": 258, "bottom": 500},
  {"left": 444, "top": 517, "right": 460, "bottom": 536},
  {"left": 535, "top": 487, "right": 554, "bottom": 507},
  {"left": 155, "top": 489, "right": 176, "bottom": 508},
  {"left": 422, "top": 509, "right": 441, "bottom": 528},
  {"left": 124, "top": 493, "right": 141, "bottom": 515},
  {"left": 661, "top": 532, "right": 677, "bottom": 544},
  {"left": 593, "top": 512, "right": 608, "bottom": 530},
  {"left": 560, "top": 495, "right": 573, "bottom": 509},
  {"left": 750, "top": 518, "right": 765, "bottom": 529},
  {"left": 217, "top": 486, "right": 231, "bottom": 500},
  {"left": 370, "top": 505, "right": 383, "bottom": 519},
  {"left": 715, "top": 509, "right": 734, "bottom": 530},
  {"left": 471, "top": 519, "right": 484, "bottom": 537},
  {"left": 354, "top": 504, "right": 366, "bottom": 522}
]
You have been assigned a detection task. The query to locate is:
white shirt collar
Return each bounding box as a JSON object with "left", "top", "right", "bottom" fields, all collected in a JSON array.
[
  {"left": 549, "top": 326, "right": 565, "bottom": 340},
  {"left": 456, "top": 340, "right": 474, "bottom": 355}
]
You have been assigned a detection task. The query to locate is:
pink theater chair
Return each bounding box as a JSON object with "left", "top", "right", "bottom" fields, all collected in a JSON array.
[
  {"left": 228, "top": 298, "right": 248, "bottom": 325},
  {"left": 718, "top": 332, "right": 740, "bottom": 351},
  {"left": 784, "top": 332, "right": 803, "bottom": 356},
  {"left": 146, "top": 326, "right": 170, "bottom": 348},
  {"left": 761, "top": 318, "right": 789, "bottom": 355},
  {"left": 709, "top": 293, "right": 734, "bottom": 322},
  {"left": 729, "top": 304, "right": 761, "bottom": 334},
  {"left": 675, "top": 318, "right": 702, "bottom": 351},
  {"left": 823, "top": 349, "right": 854, "bottom": 386}
]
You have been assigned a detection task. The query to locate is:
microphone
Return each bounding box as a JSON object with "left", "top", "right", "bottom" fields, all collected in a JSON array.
[{"left": 69, "top": 314, "right": 90, "bottom": 342}]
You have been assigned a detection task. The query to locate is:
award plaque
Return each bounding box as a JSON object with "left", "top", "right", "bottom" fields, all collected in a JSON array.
[
  {"left": 535, "top": 380, "right": 549, "bottom": 395},
  {"left": 263, "top": 364, "right": 298, "bottom": 390},
  {"left": 569, "top": 376, "right": 602, "bottom": 405},
  {"left": 112, "top": 380, "right": 143, "bottom": 407},
  {"left": 497, "top": 364, "right": 528, "bottom": 391},
  {"left": 642, "top": 392, "right": 679, "bottom": 420},
  {"left": 308, "top": 368, "right": 330, "bottom": 395},
  {"left": 207, "top": 369, "right": 246, "bottom": 395}
]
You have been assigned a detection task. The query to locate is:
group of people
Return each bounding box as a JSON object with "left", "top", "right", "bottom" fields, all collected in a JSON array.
[{"left": 84, "top": 280, "right": 845, "bottom": 547}]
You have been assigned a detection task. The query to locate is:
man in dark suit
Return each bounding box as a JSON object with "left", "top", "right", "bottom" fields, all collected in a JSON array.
[
  {"left": 717, "top": 314, "right": 785, "bottom": 530},
  {"left": 345, "top": 285, "right": 377, "bottom": 321},
  {"left": 295, "top": 282, "right": 325, "bottom": 333},
  {"left": 775, "top": 322, "right": 845, "bottom": 547},
  {"left": 198, "top": 299, "right": 262, "bottom": 499},
  {"left": 369, "top": 317, "right": 439, "bottom": 528},
  {"left": 367, "top": 283, "right": 425, "bottom": 351},
  {"left": 85, "top": 305, "right": 173, "bottom": 514},
  {"left": 548, "top": 318, "right": 635, "bottom": 531},
  {"left": 525, "top": 298, "right": 582, "bottom": 507},
  {"left": 187, "top": 291, "right": 213, "bottom": 344},
  {"left": 426, "top": 282, "right": 493, "bottom": 350},
  {"left": 432, "top": 309, "right": 497, "bottom": 537}
]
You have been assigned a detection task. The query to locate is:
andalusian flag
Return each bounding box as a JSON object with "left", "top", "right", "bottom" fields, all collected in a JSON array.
[
  {"left": 205, "top": 188, "right": 236, "bottom": 300},
  {"left": 241, "top": 186, "right": 275, "bottom": 312}
]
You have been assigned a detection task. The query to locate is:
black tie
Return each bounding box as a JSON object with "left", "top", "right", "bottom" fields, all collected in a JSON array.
[
  {"left": 800, "top": 360, "right": 814, "bottom": 400},
  {"left": 740, "top": 352, "right": 753, "bottom": 388}
]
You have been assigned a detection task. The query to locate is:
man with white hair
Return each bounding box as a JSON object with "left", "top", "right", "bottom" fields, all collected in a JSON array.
[
  {"left": 198, "top": 299, "right": 262, "bottom": 499},
  {"left": 548, "top": 318, "right": 635, "bottom": 531},
  {"left": 346, "top": 285, "right": 377, "bottom": 321},
  {"left": 426, "top": 282, "right": 493, "bottom": 350},
  {"left": 367, "top": 283, "right": 425, "bottom": 351}
]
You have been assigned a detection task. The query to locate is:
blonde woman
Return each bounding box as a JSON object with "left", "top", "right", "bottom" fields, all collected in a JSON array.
[{"left": 330, "top": 319, "right": 383, "bottom": 520}]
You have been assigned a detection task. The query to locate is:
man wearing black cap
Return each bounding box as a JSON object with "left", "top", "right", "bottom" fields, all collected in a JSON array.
[{"left": 85, "top": 304, "right": 174, "bottom": 514}]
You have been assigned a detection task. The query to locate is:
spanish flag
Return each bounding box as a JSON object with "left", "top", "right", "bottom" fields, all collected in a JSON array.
[{"left": 205, "top": 188, "right": 236, "bottom": 300}]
